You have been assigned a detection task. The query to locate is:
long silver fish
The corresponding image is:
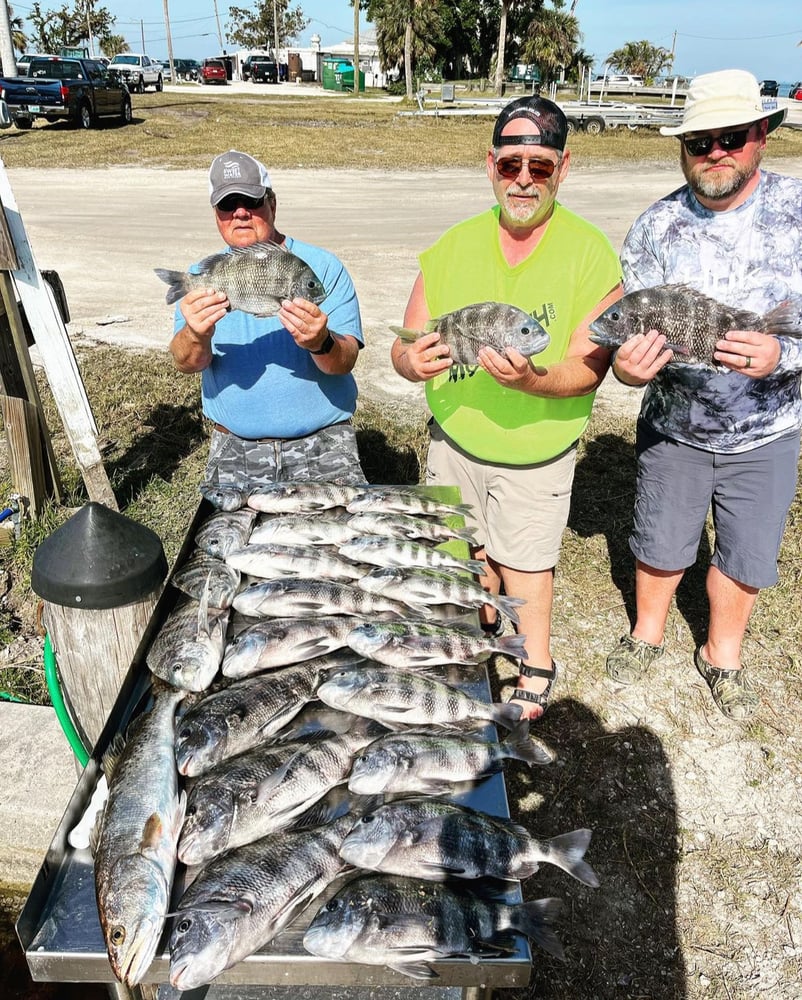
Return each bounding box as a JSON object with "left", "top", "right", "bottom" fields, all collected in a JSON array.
[
  {"left": 178, "top": 725, "right": 380, "bottom": 865},
  {"left": 194, "top": 508, "right": 257, "bottom": 559},
  {"left": 338, "top": 535, "right": 485, "bottom": 575},
  {"left": 93, "top": 682, "right": 186, "bottom": 986},
  {"left": 171, "top": 550, "right": 241, "bottom": 610},
  {"left": 226, "top": 542, "right": 364, "bottom": 581},
  {"left": 174, "top": 657, "right": 344, "bottom": 776},
  {"left": 316, "top": 664, "right": 524, "bottom": 730},
  {"left": 222, "top": 617, "right": 367, "bottom": 677},
  {"left": 232, "top": 576, "right": 422, "bottom": 620},
  {"left": 348, "top": 721, "right": 555, "bottom": 796},
  {"left": 347, "top": 620, "right": 528, "bottom": 667},
  {"left": 339, "top": 797, "right": 599, "bottom": 886},
  {"left": 391, "top": 300, "right": 550, "bottom": 366},
  {"left": 146, "top": 589, "right": 228, "bottom": 692},
  {"left": 357, "top": 565, "right": 525, "bottom": 624},
  {"left": 588, "top": 284, "right": 802, "bottom": 368},
  {"left": 246, "top": 481, "right": 361, "bottom": 513},
  {"left": 155, "top": 241, "right": 326, "bottom": 316},
  {"left": 346, "top": 511, "right": 476, "bottom": 544},
  {"left": 249, "top": 513, "right": 359, "bottom": 547},
  {"left": 169, "top": 815, "right": 354, "bottom": 991},
  {"left": 302, "top": 873, "right": 564, "bottom": 978},
  {"left": 346, "top": 488, "right": 473, "bottom": 518}
]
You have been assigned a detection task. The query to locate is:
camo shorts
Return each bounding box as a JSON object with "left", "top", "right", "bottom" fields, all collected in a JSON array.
[{"left": 203, "top": 420, "right": 366, "bottom": 488}]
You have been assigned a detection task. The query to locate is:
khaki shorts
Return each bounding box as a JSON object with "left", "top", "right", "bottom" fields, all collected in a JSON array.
[{"left": 426, "top": 421, "right": 577, "bottom": 572}]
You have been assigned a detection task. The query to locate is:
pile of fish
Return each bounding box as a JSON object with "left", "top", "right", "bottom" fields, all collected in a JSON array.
[{"left": 89, "top": 481, "right": 599, "bottom": 989}]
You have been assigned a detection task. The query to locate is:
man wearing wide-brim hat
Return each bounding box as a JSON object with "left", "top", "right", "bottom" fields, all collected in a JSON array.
[{"left": 602, "top": 69, "right": 802, "bottom": 722}]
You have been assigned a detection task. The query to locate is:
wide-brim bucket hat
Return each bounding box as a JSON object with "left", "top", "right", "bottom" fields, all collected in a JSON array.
[{"left": 660, "top": 69, "right": 786, "bottom": 136}]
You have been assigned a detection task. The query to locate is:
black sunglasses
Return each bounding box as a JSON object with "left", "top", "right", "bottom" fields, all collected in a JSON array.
[
  {"left": 681, "top": 127, "right": 753, "bottom": 157},
  {"left": 216, "top": 193, "right": 266, "bottom": 212},
  {"left": 494, "top": 156, "right": 557, "bottom": 181}
]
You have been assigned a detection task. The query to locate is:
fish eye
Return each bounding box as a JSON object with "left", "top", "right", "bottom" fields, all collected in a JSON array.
[
  {"left": 186, "top": 803, "right": 196, "bottom": 816},
  {"left": 521, "top": 326, "right": 531, "bottom": 335},
  {"left": 177, "top": 917, "right": 192, "bottom": 933},
  {"left": 324, "top": 899, "right": 341, "bottom": 912},
  {"left": 360, "top": 813, "right": 375, "bottom": 824},
  {"left": 111, "top": 925, "right": 126, "bottom": 945},
  {"left": 306, "top": 279, "right": 317, "bottom": 290},
  {"left": 610, "top": 310, "right": 621, "bottom": 321}
]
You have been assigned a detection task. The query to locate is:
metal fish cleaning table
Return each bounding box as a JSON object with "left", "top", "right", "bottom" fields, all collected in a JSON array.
[{"left": 16, "top": 487, "right": 533, "bottom": 999}]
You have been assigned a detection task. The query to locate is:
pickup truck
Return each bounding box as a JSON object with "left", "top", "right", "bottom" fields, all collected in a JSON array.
[
  {"left": 106, "top": 53, "right": 163, "bottom": 93},
  {"left": 0, "top": 56, "right": 132, "bottom": 129}
]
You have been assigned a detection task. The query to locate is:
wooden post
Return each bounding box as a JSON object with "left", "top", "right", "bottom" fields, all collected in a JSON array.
[
  {"left": 31, "top": 503, "right": 167, "bottom": 752},
  {"left": 0, "top": 394, "right": 46, "bottom": 517}
]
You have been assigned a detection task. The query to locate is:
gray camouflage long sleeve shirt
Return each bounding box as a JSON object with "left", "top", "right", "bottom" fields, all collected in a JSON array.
[{"left": 621, "top": 170, "right": 802, "bottom": 452}]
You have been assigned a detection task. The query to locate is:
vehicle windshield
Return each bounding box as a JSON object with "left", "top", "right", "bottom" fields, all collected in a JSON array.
[{"left": 110, "top": 56, "right": 140, "bottom": 65}]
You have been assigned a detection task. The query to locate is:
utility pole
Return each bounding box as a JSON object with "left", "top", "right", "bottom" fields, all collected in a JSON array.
[
  {"left": 352, "top": 0, "right": 359, "bottom": 96},
  {"left": 140, "top": 19, "right": 145, "bottom": 52},
  {"left": 213, "top": 0, "right": 224, "bottom": 50},
  {"left": 670, "top": 30, "right": 677, "bottom": 70},
  {"left": 273, "top": 0, "right": 279, "bottom": 59},
  {"left": 163, "top": 0, "right": 175, "bottom": 86},
  {"left": 0, "top": 2, "right": 18, "bottom": 77}
]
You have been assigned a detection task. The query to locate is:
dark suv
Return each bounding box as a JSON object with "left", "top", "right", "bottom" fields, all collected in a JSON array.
[
  {"left": 759, "top": 80, "right": 779, "bottom": 97},
  {"left": 251, "top": 58, "right": 279, "bottom": 84}
]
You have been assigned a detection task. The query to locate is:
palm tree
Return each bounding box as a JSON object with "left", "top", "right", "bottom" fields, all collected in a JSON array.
[
  {"left": 8, "top": 4, "right": 28, "bottom": 53},
  {"left": 368, "top": 0, "right": 443, "bottom": 101},
  {"left": 521, "top": 5, "right": 579, "bottom": 89},
  {"left": 607, "top": 40, "right": 672, "bottom": 83}
]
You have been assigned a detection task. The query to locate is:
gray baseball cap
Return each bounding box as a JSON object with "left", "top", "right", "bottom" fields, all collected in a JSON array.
[{"left": 208, "top": 150, "right": 272, "bottom": 206}]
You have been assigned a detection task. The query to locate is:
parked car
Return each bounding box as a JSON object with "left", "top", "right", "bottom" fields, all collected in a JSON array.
[
  {"left": 759, "top": 80, "right": 779, "bottom": 97},
  {"left": 107, "top": 53, "right": 163, "bottom": 93},
  {"left": 200, "top": 58, "right": 227, "bottom": 85},
  {"left": 173, "top": 58, "right": 200, "bottom": 82},
  {"left": 251, "top": 58, "right": 279, "bottom": 84},
  {"left": 591, "top": 73, "right": 644, "bottom": 91},
  {"left": 240, "top": 53, "right": 272, "bottom": 82},
  {"left": 789, "top": 82, "right": 802, "bottom": 101}
]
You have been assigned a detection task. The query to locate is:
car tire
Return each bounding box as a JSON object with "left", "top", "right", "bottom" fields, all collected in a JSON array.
[
  {"left": 156, "top": 75, "right": 163, "bottom": 92},
  {"left": 584, "top": 116, "right": 606, "bottom": 135},
  {"left": 136, "top": 76, "right": 145, "bottom": 94},
  {"left": 15, "top": 117, "right": 32, "bottom": 130},
  {"left": 120, "top": 97, "right": 132, "bottom": 125},
  {"left": 75, "top": 101, "right": 93, "bottom": 130}
]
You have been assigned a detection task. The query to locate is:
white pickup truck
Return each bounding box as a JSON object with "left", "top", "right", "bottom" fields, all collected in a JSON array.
[{"left": 107, "top": 53, "right": 163, "bottom": 93}]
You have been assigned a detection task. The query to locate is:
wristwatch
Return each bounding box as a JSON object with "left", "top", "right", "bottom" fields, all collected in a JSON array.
[{"left": 310, "top": 332, "right": 335, "bottom": 355}]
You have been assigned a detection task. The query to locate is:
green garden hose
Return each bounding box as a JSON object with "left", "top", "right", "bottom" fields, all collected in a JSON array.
[{"left": 43, "top": 632, "right": 90, "bottom": 767}]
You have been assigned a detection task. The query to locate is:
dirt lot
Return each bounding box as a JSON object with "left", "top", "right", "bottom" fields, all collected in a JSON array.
[{"left": 3, "top": 156, "right": 802, "bottom": 999}]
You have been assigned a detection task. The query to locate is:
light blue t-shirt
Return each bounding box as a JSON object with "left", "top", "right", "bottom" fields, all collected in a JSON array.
[
  {"left": 173, "top": 236, "right": 363, "bottom": 439},
  {"left": 622, "top": 170, "right": 802, "bottom": 453}
]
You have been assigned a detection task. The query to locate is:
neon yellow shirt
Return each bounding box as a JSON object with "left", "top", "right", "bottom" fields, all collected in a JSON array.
[{"left": 421, "top": 203, "right": 621, "bottom": 464}]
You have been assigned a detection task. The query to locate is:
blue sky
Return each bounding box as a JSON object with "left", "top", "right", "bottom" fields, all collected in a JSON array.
[{"left": 15, "top": 1, "right": 802, "bottom": 85}]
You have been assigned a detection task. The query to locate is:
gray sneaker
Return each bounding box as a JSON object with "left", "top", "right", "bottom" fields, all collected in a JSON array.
[
  {"left": 694, "top": 646, "right": 759, "bottom": 721},
  {"left": 606, "top": 634, "right": 664, "bottom": 685}
]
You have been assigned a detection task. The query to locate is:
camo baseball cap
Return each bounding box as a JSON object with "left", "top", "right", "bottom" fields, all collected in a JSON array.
[
  {"left": 492, "top": 96, "right": 568, "bottom": 151},
  {"left": 208, "top": 150, "right": 272, "bottom": 206}
]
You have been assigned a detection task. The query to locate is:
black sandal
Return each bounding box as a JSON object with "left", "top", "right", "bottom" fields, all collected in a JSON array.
[
  {"left": 506, "top": 662, "right": 558, "bottom": 716},
  {"left": 481, "top": 616, "right": 504, "bottom": 637}
]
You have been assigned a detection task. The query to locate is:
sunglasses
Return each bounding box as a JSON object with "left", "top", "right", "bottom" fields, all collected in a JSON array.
[
  {"left": 494, "top": 156, "right": 557, "bottom": 181},
  {"left": 681, "top": 127, "right": 753, "bottom": 157},
  {"left": 216, "top": 194, "right": 266, "bottom": 212}
]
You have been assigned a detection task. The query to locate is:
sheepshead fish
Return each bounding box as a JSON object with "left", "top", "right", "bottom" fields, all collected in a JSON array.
[
  {"left": 171, "top": 550, "right": 241, "bottom": 609},
  {"left": 222, "top": 617, "right": 366, "bottom": 676},
  {"left": 338, "top": 535, "right": 485, "bottom": 575},
  {"left": 302, "top": 873, "right": 564, "bottom": 978},
  {"left": 346, "top": 488, "right": 472, "bottom": 519},
  {"left": 246, "top": 481, "right": 360, "bottom": 513},
  {"left": 169, "top": 815, "right": 354, "bottom": 991},
  {"left": 93, "top": 682, "right": 186, "bottom": 987},
  {"left": 146, "top": 589, "right": 228, "bottom": 692},
  {"left": 339, "top": 797, "right": 599, "bottom": 886},
  {"left": 589, "top": 284, "right": 802, "bottom": 367},
  {"left": 357, "top": 565, "right": 525, "bottom": 624},
  {"left": 346, "top": 619, "right": 528, "bottom": 667},
  {"left": 316, "top": 664, "right": 524, "bottom": 730},
  {"left": 194, "top": 508, "right": 256, "bottom": 559},
  {"left": 348, "top": 720, "right": 555, "bottom": 796},
  {"left": 199, "top": 482, "right": 252, "bottom": 512},
  {"left": 249, "top": 513, "right": 358, "bottom": 547},
  {"left": 178, "top": 724, "right": 381, "bottom": 865},
  {"left": 174, "top": 657, "right": 346, "bottom": 776},
  {"left": 346, "top": 511, "right": 476, "bottom": 545},
  {"left": 155, "top": 241, "right": 326, "bottom": 316},
  {"left": 226, "top": 542, "right": 364, "bottom": 582},
  {"left": 232, "top": 576, "right": 421, "bottom": 620},
  {"left": 391, "top": 301, "right": 550, "bottom": 366}
]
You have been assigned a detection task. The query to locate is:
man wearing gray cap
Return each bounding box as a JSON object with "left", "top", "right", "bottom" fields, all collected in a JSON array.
[
  {"left": 169, "top": 149, "right": 365, "bottom": 486},
  {"left": 604, "top": 70, "right": 802, "bottom": 720},
  {"left": 391, "top": 96, "right": 622, "bottom": 720}
]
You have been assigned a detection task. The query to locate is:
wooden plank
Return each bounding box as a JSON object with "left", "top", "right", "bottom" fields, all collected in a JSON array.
[
  {"left": 0, "top": 158, "right": 116, "bottom": 509},
  {"left": 0, "top": 394, "right": 46, "bottom": 515},
  {"left": 0, "top": 188, "right": 18, "bottom": 269}
]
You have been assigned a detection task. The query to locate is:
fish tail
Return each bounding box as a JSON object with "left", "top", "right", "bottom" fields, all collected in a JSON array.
[
  {"left": 763, "top": 299, "right": 802, "bottom": 339},
  {"left": 494, "top": 633, "right": 529, "bottom": 660},
  {"left": 465, "top": 558, "right": 488, "bottom": 575},
  {"left": 451, "top": 525, "right": 478, "bottom": 542},
  {"left": 499, "top": 897, "right": 565, "bottom": 960},
  {"left": 539, "top": 828, "right": 600, "bottom": 887},
  {"left": 389, "top": 325, "right": 422, "bottom": 342},
  {"left": 489, "top": 594, "right": 526, "bottom": 626},
  {"left": 502, "top": 719, "right": 556, "bottom": 767},
  {"left": 154, "top": 268, "right": 190, "bottom": 305},
  {"left": 492, "top": 699, "right": 528, "bottom": 730}
]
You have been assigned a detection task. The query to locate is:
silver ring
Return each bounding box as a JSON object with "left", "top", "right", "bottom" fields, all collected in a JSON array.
[{"left": 745, "top": 356, "right": 752, "bottom": 369}]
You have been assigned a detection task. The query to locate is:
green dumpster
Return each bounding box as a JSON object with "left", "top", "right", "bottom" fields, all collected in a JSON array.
[{"left": 322, "top": 57, "right": 365, "bottom": 92}]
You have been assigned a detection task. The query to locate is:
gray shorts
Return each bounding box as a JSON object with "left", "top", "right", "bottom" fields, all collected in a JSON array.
[
  {"left": 204, "top": 420, "right": 366, "bottom": 488},
  {"left": 630, "top": 420, "right": 801, "bottom": 589},
  {"left": 426, "top": 421, "right": 577, "bottom": 572}
]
